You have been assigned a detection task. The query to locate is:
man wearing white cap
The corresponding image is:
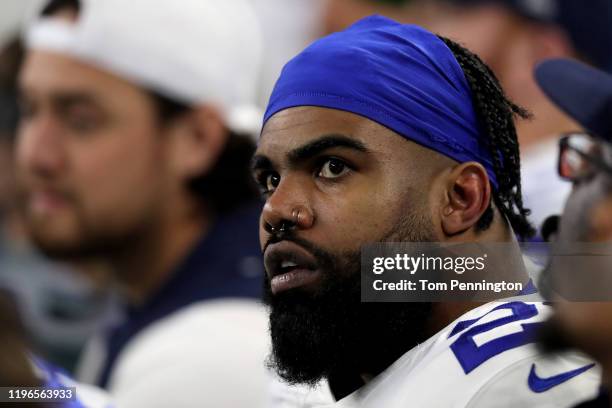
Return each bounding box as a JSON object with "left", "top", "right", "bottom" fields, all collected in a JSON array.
[{"left": 16, "top": 0, "right": 269, "bottom": 406}]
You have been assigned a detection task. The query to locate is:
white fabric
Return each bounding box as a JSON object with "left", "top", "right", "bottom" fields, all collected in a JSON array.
[
  {"left": 270, "top": 300, "right": 600, "bottom": 408},
  {"left": 92, "top": 299, "right": 271, "bottom": 408},
  {"left": 25, "top": 0, "right": 264, "bottom": 134}
]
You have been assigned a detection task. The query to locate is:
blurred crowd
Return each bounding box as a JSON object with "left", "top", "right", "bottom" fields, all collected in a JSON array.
[{"left": 1, "top": 0, "right": 612, "bottom": 407}]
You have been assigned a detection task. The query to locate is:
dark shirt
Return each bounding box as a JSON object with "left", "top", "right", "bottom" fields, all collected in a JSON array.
[{"left": 97, "top": 202, "right": 264, "bottom": 387}]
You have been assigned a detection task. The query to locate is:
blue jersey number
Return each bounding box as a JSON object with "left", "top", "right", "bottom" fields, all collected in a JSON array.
[{"left": 450, "top": 302, "right": 540, "bottom": 374}]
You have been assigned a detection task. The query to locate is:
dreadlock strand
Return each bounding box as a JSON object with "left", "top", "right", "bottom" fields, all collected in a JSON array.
[{"left": 437, "top": 35, "right": 535, "bottom": 238}]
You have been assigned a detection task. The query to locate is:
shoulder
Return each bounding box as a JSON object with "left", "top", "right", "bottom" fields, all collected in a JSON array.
[
  {"left": 361, "top": 301, "right": 600, "bottom": 407},
  {"left": 107, "top": 299, "right": 270, "bottom": 407},
  {"left": 466, "top": 352, "right": 599, "bottom": 408}
]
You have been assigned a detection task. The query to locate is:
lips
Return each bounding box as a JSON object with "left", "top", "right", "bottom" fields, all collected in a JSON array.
[
  {"left": 264, "top": 240, "right": 323, "bottom": 294},
  {"left": 27, "top": 188, "right": 71, "bottom": 216}
]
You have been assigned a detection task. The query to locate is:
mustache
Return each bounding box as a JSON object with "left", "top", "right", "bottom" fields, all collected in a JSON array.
[
  {"left": 19, "top": 180, "right": 75, "bottom": 199},
  {"left": 263, "top": 231, "right": 339, "bottom": 275},
  {"left": 264, "top": 230, "right": 318, "bottom": 255}
]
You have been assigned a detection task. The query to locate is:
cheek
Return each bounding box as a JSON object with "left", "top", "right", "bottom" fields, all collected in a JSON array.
[
  {"left": 69, "top": 129, "right": 165, "bottom": 215},
  {"left": 312, "top": 180, "right": 409, "bottom": 247}
]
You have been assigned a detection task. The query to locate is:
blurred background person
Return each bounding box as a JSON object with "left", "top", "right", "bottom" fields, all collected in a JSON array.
[
  {"left": 0, "top": 33, "right": 118, "bottom": 374},
  {"left": 16, "top": 0, "right": 270, "bottom": 407},
  {"left": 535, "top": 59, "right": 612, "bottom": 408},
  {"left": 426, "top": 0, "right": 612, "bottom": 229},
  {"left": 321, "top": 0, "right": 438, "bottom": 34}
]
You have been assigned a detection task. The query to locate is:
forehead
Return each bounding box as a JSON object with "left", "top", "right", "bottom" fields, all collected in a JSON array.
[
  {"left": 20, "top": 49, "right": 148, "bottom": 104},
  {"left": 258, "top": 106, "right": 409, "bottom": 155}
]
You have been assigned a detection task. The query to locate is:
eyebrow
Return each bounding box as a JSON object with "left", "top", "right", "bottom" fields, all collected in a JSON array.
[
  {"left": 288, "top": 134, "right": 368, "bottom": 162},
  {"left": 251, "top": 134, "right": 369, "bottom": 173},
  {"left": 19, "top": 87, "right": 102, "bottom": 109},
  {"left": 251, "top": 155, "right": 272, "bottom": 173},
  {"left": 52, "top": 92, "right": 101, "bottom": 109}
]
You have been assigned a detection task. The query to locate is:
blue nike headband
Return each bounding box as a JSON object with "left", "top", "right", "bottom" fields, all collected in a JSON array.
[{"left": 262, "top": 15, "right": 498, "bottom": 189}]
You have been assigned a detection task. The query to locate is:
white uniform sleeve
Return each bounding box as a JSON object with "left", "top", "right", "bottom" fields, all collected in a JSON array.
[{"left": 467, "top": 353, "right": 600, "bottom": 408}]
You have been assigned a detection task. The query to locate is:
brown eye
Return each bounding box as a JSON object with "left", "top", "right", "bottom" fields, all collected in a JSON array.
[
  {"left": 265, "top": 173, "right": 280, "bottom": 191},
  {"left": 318, "top": 158, "right": 349, "bottom": 179}
]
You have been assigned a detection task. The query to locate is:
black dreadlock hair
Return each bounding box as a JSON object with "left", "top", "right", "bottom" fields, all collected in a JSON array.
[{"left": 438, "top": 35, "right": 535, "bottom": 239}]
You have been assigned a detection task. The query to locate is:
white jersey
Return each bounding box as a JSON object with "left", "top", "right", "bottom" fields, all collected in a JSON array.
[{"left": 271, "top": 300, "right": 600, "bottom": 408}]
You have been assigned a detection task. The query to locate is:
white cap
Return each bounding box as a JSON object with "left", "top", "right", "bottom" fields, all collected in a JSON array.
[{"left": 24, "top": 0, "right": 264, "bottom": 134}]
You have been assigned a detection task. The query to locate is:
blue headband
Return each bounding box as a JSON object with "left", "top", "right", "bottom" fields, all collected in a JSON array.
[{"left": 263, "top": 15, "right": 498, "bottom": 189}]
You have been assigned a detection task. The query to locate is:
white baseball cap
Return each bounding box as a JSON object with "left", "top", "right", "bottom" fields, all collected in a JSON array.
[{"left": 24, "top": 0, "right": 264, "bottom": 134}]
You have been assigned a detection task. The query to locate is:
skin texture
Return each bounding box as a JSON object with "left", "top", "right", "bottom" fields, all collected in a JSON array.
[
  {"left": 16, "top": 49, "right": 227, "bottom": 303},
  {"left": 547, "top": 143, "right": 612, "bottom": 376},
  {"left": 254, "top": 106, "right": 527, "bottom": 390}
]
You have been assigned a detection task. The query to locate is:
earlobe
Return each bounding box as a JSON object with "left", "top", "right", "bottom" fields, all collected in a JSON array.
[{"left": 440, "top": 163, "right": 491, "bottom": 236}]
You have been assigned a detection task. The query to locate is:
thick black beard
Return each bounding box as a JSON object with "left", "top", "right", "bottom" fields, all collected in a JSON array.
[{"left": 263, "top": 213, "right": 435, "bottom": 387}]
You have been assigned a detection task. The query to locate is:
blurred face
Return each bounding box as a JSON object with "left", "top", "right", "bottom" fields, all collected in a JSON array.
[
  {"left": 0, "top": 139, "right": 16, "bottom": 215},
  {"left": 428, "top": 3, "right": 520, "bottom": 71},
  {"left": 16, "top": 50, "right": 171, "bottom": 259},
  {"left": 542, "top": 137, "right": 612, "bottom": 359},
  {"left": 253, "top": 106, "right": 444, "bottom": 384}
]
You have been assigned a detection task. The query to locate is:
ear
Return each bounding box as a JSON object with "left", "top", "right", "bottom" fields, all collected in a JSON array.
[
  {"left": 166, "top": 105, "right": 228, "bottom": 181},
  {"left": 440, "top": 162, "right": 491, "bottom": 236}
]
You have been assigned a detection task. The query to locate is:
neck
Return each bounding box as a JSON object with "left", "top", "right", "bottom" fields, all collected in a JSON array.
[
  {"left": 441, "top": 223, "right": 529, "bottom": 326},
  {"left": 111, "top": 199, "right": 211, "bottom": 305}
]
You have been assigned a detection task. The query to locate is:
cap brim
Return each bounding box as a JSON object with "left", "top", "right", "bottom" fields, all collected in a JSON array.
[{"left": 535, "top": 58, "right": 612, "bottom": 140}]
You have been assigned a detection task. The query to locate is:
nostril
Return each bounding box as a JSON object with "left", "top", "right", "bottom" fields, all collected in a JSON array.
[
  {"left": 278, "top": 220, "right": 296, "bottom": 233},
  {"left": 264, "top": 220, "right": 296, "bottom": 235}
]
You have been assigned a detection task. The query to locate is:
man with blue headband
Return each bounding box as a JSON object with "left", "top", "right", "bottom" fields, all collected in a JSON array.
[{"left": 254, "top": 16, "right": 599, "bottom": 407}]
